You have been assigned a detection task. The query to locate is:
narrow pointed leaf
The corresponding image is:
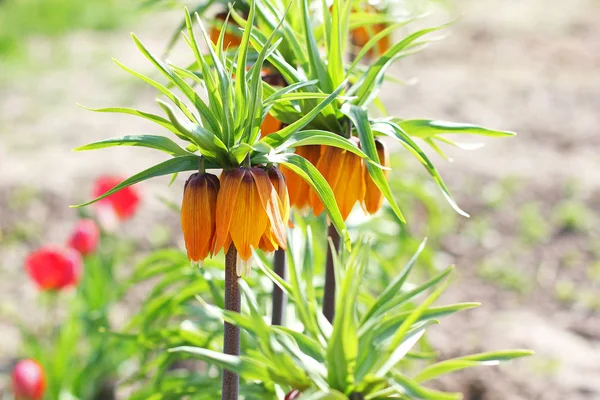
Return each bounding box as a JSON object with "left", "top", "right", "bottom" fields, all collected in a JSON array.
[
  {"left": 72, "top": 155, "right": 207, "bottom": 208},
  {"left": 341, "top": 103, "right": 405, "bottom": 222},
  {"left": 74, "top": 135, "right": 191, "bottom": 157}
]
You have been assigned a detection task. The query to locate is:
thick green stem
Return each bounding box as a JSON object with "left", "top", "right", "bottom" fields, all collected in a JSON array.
[
  {"left": 222, "top": 246, "right": 240, "bottom": 400},
  {"left": 323, "top": 224, "right": 341, "bottom": 323},
  {"left": 271, "top": 249, "right": 287, "bottom": 326}
]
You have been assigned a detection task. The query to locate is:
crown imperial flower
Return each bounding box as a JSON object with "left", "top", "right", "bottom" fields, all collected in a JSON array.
[
  {"left": 310, "top": 138, "right": 366, "bottom": 220},
  {"left": 180, "top": 172, "right": 220, "bottom": 265},
  {"left": 214, "top": 168, "right": 288, "bottom": 274}
]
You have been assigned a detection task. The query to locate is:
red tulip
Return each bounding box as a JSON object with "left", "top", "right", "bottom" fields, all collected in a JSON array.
[
  {"left": 285, "top": 390, "right": 302, "bottom": 400},
  {"left": 68, "top": 219, "right": 100, "bottom": 256},
  {"left": 11, "top": 359, "right": 45, "bottom": 400},
  {"left": 92, "top": 176, "right": 140, "bottom": 222},
  {"left": 25, "top": 246, "right": 82, "bottom": 291}
]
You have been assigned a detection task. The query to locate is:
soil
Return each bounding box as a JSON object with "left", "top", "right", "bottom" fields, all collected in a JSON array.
[{"left": 1, "top": 0, "right": 599, "bottom": 398}]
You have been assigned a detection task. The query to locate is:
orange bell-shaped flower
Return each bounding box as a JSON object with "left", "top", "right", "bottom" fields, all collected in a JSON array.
[
  {"left": 259, "top": 166, "right": 291, "bottom": 252},
  {"left": 310, "top": 138, "right": 366, "bottom": 220},
  {"left": 214, "top": 168, "right": 287, "bottom": 273},
  {"left": 350, "top": 5, "right": 390, "bottom": 58},
  {"left": 282, "top": 145, "right": 322, "bottom": 210},
  {"left": 362, "top": 139, "right": 389, "bottom": 215},
  {"left": 210, "top": 11, "right": 243, "bottom": 49},
  {"left": 180, "top": 173, "right": 220, "bottom": 265},
  {"left": 260, "top": 113, "right": 282, "bottom": 138}
]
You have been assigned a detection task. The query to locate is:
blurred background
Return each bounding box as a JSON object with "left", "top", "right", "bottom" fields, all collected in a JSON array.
[{"left": 1, "top": 0, "right": 599, "bottom": 399}]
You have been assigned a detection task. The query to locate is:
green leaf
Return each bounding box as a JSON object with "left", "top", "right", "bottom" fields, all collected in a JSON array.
[
  {"left": 373, "top": 120, "right": 469, "bottom": 218},
  {"left": 362, "top": 303, "right": 480, "bottom": 339},
  {"left": 131, "top": 32, "right": 226, "bottom": 137},
  {"left": 192, "top": 12, "right": 234, "bottom": 146},
  {"left": 273, "top": 130, "right": 385, "bottom": 168},
  {"left": 341, "top": 103, "right": 405, "bottom": 223},
  {"left": 263, "top": 79, "right": 319, "bottom": 105},
  {"left": 326, "top": 242, "right": 367, "bottom": 392},
  {"left": 162, "top": 0, "right": 218, "bottom": 57},
  {"left": 77, "top": 105, "right": 183, "bottom": 138},
  {"left": 169, "top": 347, "right": 270, "bottom": 382},
  {"left": 253, "top": 250, "right": 293, "bottom": 293},
  {"left": 112, "top": 57, "right": 199, "bottom": 125},
  {"left": 398, "top": 119, "right": 517, "bottom": 139},
  {"left": 71, "top": 155, "right": 206, "bottom": 208},
  {"left": 158, "top": 100, "right": 230, "bottom": 164},
  {"left": 414, "top": 350, "right": 534, "bottom": 383},
  {"left": 390, "top": 373, "right": 461, "bottom": 400},
  {"left": 244, "top": 2, "right": 293, "bottom": 145},
  {"left": 347, "top": 19, "right": 419, "bottom": 75},
  {"left": 351, "top": 22, "right": 452, "bottom": 106},
  {"left": 360, "top": 238, "right": 427, "bottom": 325},
  {"left": 376, "top": 279, "right": 451, "bottom": 377},
  {"left": 302, "top": 0, "right": 332, "bottom": 93},
  {"left": 74, "top": 135, "right": 191, "bottom": 157},
  {"left": 262, "top": 80, "right": 347, "bottom": 147}
]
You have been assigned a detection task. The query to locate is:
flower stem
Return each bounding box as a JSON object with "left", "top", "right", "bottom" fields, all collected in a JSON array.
[
  {"left": 271, "top": 249, "right": 286, "bottom": 326},
  {"left": 222, "top": 245, "right": 240, "bottom": 400},
  {"left": 323, "top": 224, "right": 341, "bottom": 323}
]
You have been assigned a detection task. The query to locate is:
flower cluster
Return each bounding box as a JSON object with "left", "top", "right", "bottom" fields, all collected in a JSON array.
[
  {"left": 181, "top": 166, "right": 289, "bottom": 273},
  {"left": 284, "top": 138, "right": 389, "bottom": 220}
]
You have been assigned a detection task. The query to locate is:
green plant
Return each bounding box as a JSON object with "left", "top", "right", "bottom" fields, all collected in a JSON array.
[{"left": 171, "top": 234, "right": 531, "bottom": 399}]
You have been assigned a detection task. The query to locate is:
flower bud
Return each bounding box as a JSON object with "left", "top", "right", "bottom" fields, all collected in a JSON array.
[
  {"left": 25, "top": 247, "right": 82, "bottom": 291},
  {"left": 362, "top": 139, "right": 389, "bottom": 215},
  {"left": 68, "top": 219, "right": 100, "bottom": 256},
  {"left": 181, "top": 173, "right": 220, "bottom": 265},
  {"left": 11, "top": 359, "right": 45, "bottom": 400}
]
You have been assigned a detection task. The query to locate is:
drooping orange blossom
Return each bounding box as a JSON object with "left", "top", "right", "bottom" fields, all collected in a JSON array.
[
  {"left": 180, "top": 167, "right": 289, "bottom": 274},
  {"left": 350, "top": 4, "right": 391, "bottom": 58}
]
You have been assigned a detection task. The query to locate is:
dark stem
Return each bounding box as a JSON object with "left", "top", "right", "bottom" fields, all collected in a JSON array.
[
  {"left": 271, "top": 249, "right": 287, "bottom": 326},
  {"left": 323, "top": 224, "right": 341, "bottom": 323},
  {"left": 222, "top": 246, "right": 240, "bottom": 400}
]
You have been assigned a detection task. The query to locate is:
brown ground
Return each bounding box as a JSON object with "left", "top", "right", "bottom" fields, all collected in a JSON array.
[{"left": 1, "top": 0, "right": 599, "bottom": 398}]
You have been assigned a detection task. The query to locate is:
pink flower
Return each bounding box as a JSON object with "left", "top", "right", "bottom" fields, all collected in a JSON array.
[
  {"left": 11, "top": 359, "right": 45, "bottom": 400},
  {"left": 92, "top": 176, "right": 140, "bottom": 222},
  {"left": 68, "top": 219, "right": 100, "bottom": 256},
  {"left": 25, "top": 246, "right": 82, "bottom": 291}
]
